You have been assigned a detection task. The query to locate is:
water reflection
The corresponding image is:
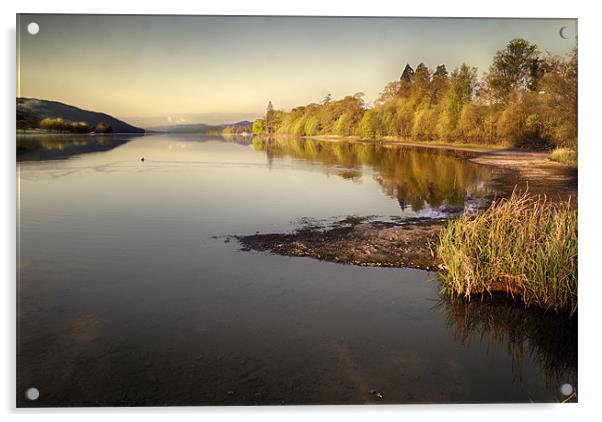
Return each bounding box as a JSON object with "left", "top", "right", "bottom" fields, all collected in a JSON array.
[
  {"left": 17, "top": 134, "right": 141, "bottom": 161},
  {"left": 17, "top": 134, "right": 576, "bottom": 405},
  {"left": 439, "top": 296, "right": 577, "bottom": 395},
  {"left": 249, "top": 136, "right": 495, "bottom": 212}
]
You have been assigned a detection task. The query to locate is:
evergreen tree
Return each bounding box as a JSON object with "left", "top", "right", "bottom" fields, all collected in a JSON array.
[
  {"left": 265, "top": 101, "right": 275, "bottom": 134},
  {"left": 400, "top": 64, "right": 414, "bottom": 83}
]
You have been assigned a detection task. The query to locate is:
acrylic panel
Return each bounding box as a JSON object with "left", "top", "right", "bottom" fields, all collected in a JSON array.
[{"left": 16, "top": 14, "right": 578, "bottom": 407}]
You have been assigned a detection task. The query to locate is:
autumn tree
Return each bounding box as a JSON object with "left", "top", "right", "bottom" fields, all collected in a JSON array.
[
  {"left": 486, "top": 38, "right": 542, "bottom": 102},
  {"left": 40, "top": 117, "right": 66, "bottom": 132},
  {"left": 376, "top": 81, "right": 401, "bottom": 106},
  {"left": 438, "top": 64, "right": 477, "bottom": 139},
  {"left": 357, "top": 109, "right": 382, "bottom": 139},
  {"left": 252, "top": 119, "right": 265, "bottom": 134},
  {"left": 410, "top": 63, "right": 432, "bottom": 106},
  {"left": 430, "top": 64, "right": 449, "bottom": 104},
  {"left": 537, "top": 48, "right": 577, "bottom": 148},
  {"left": 248, "top": 38, "right": 576, "bottom": 149}
]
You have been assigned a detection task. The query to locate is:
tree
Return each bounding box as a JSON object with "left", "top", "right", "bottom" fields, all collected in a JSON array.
[
  {"left": 40, "top": 117, "right": 68, "bottom": 132},
  {"left": 292, "top": 116, "right": 307, "bottom": 136},
  {"left": 400, "top": 64, "right": 414, "bottom": 83},
  {"left": 94, "top": 122, "right": 113, "bottom": 133},
  {"left": 415, "top": 62, "right": 428, "bottom": 73},
  {"left": 376, "top": 81, "right": 401, "bottom": 106},
  {"left": 245, "top": 37, "right": 572, "bottom": 148},
  {"left": 352, "top": 92, "right": 365, "bottom": 102},
  {"left": 486, "top": 38, "right": 542, "bottom": 102},
  {"left": 395, "top": 99, "right": 415, "bottom": 138},
  {"left": 398, "top": 64, "right": 415, "bottom": 97},
  {"left": 412, "top": 104, "right": 438, "bottom": 140},
  {"left": 410, "top": 63, "right": 432, "bottom": 105},
  {"left": 333, "top": 112, "right": 354, "bottom": 136},
  {"left": 70, "top": 121, "right": 91, "bottom": 133},
  {"left": 357, "top": 109, "right": 381, "bottom": 139},
  {"left": 537, "top": 48, "right": 577, "bottom": 148},
  {"left": 438, "top": 64, "right": 477, "bottom": 138},
  {"left": 304, "top": 116, "right": 320, "bottom": 136},
  {"left": 265, "top": 101, "right": 275, "bottom": 134},
  {"left": 430, "top": 64, "right": 449, "bottom": 104},
  {"left": 457, "top": 103, "right": 480, "bottom": 141},
  {"left": 379, "top": 106, "right": 396, "bottom": 136},
  {"left": 252, "top": 119, "right": 265, "bottom": 134}
]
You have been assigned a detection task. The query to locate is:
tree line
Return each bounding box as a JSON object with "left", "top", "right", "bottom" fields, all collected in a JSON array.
[
  {"left": 250, "top": 39, "right": 577, "bottom": 149},
  {"left": 17, "top": 117, "right": 113, "bottom": 133}
]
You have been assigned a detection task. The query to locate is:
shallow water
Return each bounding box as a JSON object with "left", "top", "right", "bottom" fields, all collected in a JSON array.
[{"left": 17, "top": 134, "right": 576, "bottom": 406}]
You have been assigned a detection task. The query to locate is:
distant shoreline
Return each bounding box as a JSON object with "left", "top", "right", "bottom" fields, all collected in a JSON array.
[
  {"left": 304, "top": 134, "right": 506, "bottom": 151},
  {"left": 17, "top": 130, "right": 147, "bottom": 136}
]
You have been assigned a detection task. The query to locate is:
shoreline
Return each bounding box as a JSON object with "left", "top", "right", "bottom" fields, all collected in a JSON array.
[
  {"left": 234, "top": 136, "right": 578, "bottom": 302},
  {"left": 304, "top": 135, "right": 579, "bottom": 176},
  {"left": 235, "top": 209, "right": 575, "bottom": 312},
  {"left": 252, "top": 134, "right": 578, "bottom": 201},
  {"left": 236, "top": 218, "right": 444, "bottom": 272},
  {"left": 305, "top": 134, "right": 507, "bottom": 152},
  {"left": 249, "top": 133, "right": 577, "bottom": 182},
  {"left": 17, "top": 130, "right": 146, "bottom": 135}
]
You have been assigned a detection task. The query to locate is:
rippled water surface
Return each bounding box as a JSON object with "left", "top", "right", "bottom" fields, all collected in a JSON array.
[{"left": 17, "top": 134, "right": 577, "bottom": 406}]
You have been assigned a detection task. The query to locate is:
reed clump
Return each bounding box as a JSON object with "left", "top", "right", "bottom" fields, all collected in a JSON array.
[
  {"left": 437, "top": 190, "right": 577, "bottom": 315},
  {"left": 549, "top": 148, "right": 577, "bottom": 167}
]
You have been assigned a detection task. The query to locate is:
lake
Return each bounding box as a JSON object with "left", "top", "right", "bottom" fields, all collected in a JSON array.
[{"left": 17, "top": 133, "right": 577, "bottom": 406}]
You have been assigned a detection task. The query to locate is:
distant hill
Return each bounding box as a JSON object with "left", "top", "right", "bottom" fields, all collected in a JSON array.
[
  {"left": 17, "top": 98, "right": 145, "bottom": 133},
  {"left": 149, "top": 120, "right": 253, "bottom": 133}
]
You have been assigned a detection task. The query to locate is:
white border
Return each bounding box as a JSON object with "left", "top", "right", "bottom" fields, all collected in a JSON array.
[{"left": 2, "top": 1, "right": 600, "bottom": 421}]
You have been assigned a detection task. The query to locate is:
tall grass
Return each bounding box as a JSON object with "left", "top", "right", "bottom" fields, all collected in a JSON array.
[
  {"left": 549, "top": 148, "right": 577, "bottom": 167},
  {"left": 437, "top": 190, "right": 577, "bottom": 315}
]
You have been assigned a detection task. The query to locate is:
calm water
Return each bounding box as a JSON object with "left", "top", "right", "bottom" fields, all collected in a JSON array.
[{"left": 17, "top": 134, "right": 577, "bottom": 406}]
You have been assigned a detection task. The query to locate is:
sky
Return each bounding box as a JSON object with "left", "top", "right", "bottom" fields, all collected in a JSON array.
[{"left": 17, "top": 15, "right": 577, "bottom": 127}]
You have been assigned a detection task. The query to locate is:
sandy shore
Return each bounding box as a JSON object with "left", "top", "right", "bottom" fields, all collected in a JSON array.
[
  {"left": 309, "top": 137, "right": 577, "bottom": 187},
  {"left": 307, "top": 137, "right": 578, "bottom": 202}
]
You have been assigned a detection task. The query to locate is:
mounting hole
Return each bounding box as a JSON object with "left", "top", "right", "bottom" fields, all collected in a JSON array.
[
  {"left": 25, "top": 387, "right": 39, "bottom": 400},
  {"left": 559, "top": 26, "right": 572, "bottom": 40},
  {"left": 27, "top": 22, "right": 40, "bottom": 35},
  {"left": 559, "top": 383, "right": 573, "bottom": 396}
]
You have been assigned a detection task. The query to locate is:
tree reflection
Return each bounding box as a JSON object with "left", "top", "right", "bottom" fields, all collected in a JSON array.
[
  {"left": 439, "top": 296, "right": 577, "bottom": 393},
  {"left": 250, "top": 136, "right": 494, "bottom": 211},
  {"left": 17, "top": 134, "right": 141, "bottom": 161}
]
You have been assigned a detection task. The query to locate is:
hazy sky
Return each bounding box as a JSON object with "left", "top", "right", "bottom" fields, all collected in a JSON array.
[{"left": 17, "top": 15, "right": 576, "bottom": 126}]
